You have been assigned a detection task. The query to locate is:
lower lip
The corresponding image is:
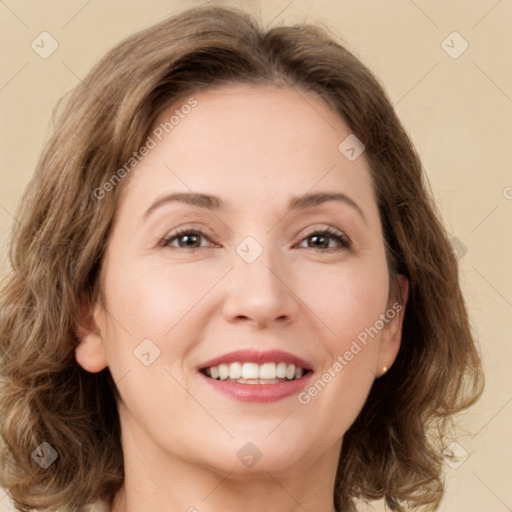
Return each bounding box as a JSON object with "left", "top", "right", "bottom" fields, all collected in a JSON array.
[{"left": 199, "top": 372, "right": 313, "bottom": 403}]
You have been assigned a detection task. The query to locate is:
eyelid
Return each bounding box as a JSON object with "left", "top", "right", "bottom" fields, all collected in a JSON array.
[
  {"left": 158, "top": 225, "right": 219, "bottom": 248},
  {"left": 159, "top": 223, "right": 351, "bottom": 251},
  {"left": 293, "top": 225, "right": 351, "bottom": 251},
  {"left": 293, "top": 223, "right": 350, "bottom": 243}
]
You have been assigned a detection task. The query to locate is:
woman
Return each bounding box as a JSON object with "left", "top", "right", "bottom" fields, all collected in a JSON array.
[{"left": 0, "top": 5, "right": 483, "bottom": 512}]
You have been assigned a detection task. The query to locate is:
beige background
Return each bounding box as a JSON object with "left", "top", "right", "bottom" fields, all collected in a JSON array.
[{"left": 1, "top": 1, "right": 511, "bottom": 511}]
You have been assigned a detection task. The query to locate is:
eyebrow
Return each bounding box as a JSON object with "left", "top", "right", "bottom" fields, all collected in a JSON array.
[{"left": 142, "top": 191, "right": 366, "bottom": 222}]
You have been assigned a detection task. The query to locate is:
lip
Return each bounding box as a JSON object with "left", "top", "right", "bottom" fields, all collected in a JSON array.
[
  {"left": 198, "top": 349, "right": 313, "bottom": 371},
  {"left": 197, "top": 349, "right": 314, "bottom": 403},
  {"left": 199, "top": 371, "right": 313, "bottom": 403}
]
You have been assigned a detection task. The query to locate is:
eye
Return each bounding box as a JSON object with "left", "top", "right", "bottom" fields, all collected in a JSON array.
[
  {"left": 296, "top": 228, "right": 351, "bottom": 252},
  {"left": 159, "top": 228, "right": 215, "bottom": 250},
  {"left": 159, "top": 226, "right": 351, "bottom": 252}
]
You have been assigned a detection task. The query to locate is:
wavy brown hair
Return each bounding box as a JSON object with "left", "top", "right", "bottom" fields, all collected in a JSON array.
[{"left": 0, "top": 5, "right": 484, "bottom": 512}]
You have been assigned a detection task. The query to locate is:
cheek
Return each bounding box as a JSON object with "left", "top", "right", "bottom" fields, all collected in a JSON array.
[
  {"left": 100, "top": 259, "right": 223, "bottom": 369},
  {"left": 105, "top": 258, "right": 218, "bottom": 331},
  {"left": 294, "top": 255, "right": 388, "bottom": 421},
  {"left": 296, "top": 255, "right": 390, "bottom": 350},
  {"left": 103, "top": 247, "right": 388, "bottom": 351}
]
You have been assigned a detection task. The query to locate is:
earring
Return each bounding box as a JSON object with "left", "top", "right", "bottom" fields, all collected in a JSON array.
[{"left": 381, "top": 366, "right": 388, "bottom": 376}]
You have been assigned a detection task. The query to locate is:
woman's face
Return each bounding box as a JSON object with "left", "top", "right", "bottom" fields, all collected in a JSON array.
[{"left": 77, "top": 84, "right": 407, "bottom": 477}]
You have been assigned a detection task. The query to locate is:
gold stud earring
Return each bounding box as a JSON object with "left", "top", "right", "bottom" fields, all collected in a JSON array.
[{"left": 381, "top": 366, "right": 388, "bottom": 376}]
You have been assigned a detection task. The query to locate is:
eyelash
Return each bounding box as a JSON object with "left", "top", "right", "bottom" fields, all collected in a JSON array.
[{"left": 159, "top": 226, "right": 351, "bottom": 253}]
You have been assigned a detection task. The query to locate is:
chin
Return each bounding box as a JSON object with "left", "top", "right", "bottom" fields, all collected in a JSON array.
[{"left": 186, "top": 433, "right": 314, "bottom": 476}]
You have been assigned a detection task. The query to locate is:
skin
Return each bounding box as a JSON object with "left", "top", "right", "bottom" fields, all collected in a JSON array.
[{"left": 76, "top": 84, "right": 409, "bottom": 512}]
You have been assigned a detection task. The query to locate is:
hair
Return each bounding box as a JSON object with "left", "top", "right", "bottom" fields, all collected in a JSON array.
[{"left": 0, "top": 5, "right": 484, "bottom": 512}]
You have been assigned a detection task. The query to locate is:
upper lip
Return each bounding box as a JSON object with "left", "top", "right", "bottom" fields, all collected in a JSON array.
[{"left": 198, "top": 349, "right": 313, "bottom": 371}]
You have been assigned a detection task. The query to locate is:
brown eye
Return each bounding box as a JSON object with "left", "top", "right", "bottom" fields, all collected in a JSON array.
[
  {"left": 160, "top": 229, "right": 213, "bottom": 249},
  {"left": 297, "top": 228, "right": 351, "bottom": 251},
  {"left": 159, "top": 227, "right": 350, "bottom": 252}
]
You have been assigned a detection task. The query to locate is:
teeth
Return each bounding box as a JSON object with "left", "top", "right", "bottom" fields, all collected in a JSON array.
[
  {"left": 259, "top": 362, "right": 276, "bottom": 379},
  {"left": 241, "top": 362, "right": 259, "bottom": 379},
  {"left": 276, "top": 362, "right": 287, "bottom": 378},
  {"left": 219, "top": 364, "right": 229, "bottom": 380},
  {"left": 229, "top": 362, "right": 242, "bottom": 379},
  {"left": 203, "top": 361, "right": 307, "bottom": 382},
  {"left": 210, "top": 366, "right": 219, "bottom": 379}
]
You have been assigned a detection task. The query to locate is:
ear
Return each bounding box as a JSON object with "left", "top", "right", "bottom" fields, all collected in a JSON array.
[
  {"left": 377, "top": 274, "right": 409, "bottom": 376},
  {"left": 75, "top": 299, "right": 108, "bottom": 373}
]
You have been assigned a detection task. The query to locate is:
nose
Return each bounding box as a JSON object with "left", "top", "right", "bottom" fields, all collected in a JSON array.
[{"left": 222, "top": 245, "right": 299, "bottom": 329}]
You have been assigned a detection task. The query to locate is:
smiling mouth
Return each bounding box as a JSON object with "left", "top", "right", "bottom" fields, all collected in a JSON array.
[{"left": 201, "top": 361, "right": 311, "bottom": 384}]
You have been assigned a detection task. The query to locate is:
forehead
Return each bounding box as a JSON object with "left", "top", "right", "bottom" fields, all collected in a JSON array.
[{"left": 118, "top": 84, "right": 376, "bottom": 217}]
